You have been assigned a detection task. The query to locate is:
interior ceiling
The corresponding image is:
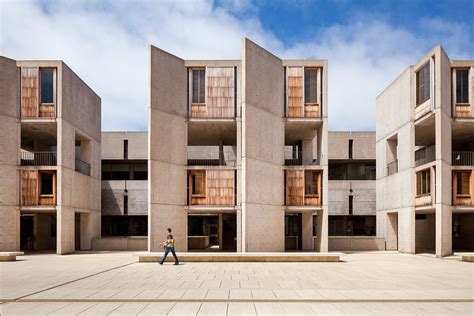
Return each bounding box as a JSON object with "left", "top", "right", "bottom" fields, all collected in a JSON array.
[
  {"left": 188, "top": 121, "right": 237, "bottom": 146},
  {"left": 21, "top": 122, "right": 57, "bottom": 149},
  {"left": 452, "top": 121, "right": 474, "bottom": 144},
  {"left": 415, "top": 115, "right": 435, "bottom": 146},
  {"left": 285, "top": 122, "right": 320, "bottom": 144}
]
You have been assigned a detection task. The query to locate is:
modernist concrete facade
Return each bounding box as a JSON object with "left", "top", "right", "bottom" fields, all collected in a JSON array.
[
  {"left": 0, "top": 56, "right": 101, "bottom": 254},
  {"left": 149, "top": 38, "right": 329, "bottom": 252},
  {"left": 376, "top": 46, "right": 474, "bottom": 257}
]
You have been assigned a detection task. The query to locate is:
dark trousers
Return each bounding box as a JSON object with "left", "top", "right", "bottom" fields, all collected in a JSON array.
[{"left": 160, "top": 247, "right": 179, "bottom": 265}]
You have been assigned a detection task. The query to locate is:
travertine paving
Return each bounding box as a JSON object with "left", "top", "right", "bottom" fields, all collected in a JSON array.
[{"left": 1, "top": 251, "right": 473, "bottom": 315}]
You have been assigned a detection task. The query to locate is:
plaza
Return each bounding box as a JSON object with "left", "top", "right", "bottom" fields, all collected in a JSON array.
[{"left": 1, "top": 251, "right": 473, "bottom": 315}]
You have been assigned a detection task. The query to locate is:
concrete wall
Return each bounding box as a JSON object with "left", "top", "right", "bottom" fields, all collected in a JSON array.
[
  {"left": 328, "top": 236, "right": 385, "bottom": 251},
  {"left": 329, "top": 180, "right": 376, "bottom": 216},
  {"left": 148, "top": 45, "right": 187, "bottom": 252},
  {"left": 329, "top": 131, "right": 375, "bottom": 160},
  {"left": 241, "top": 38, "right": 285, "bottom": 252},
  {"left": 102, "top": 132, "right": 147, "bottom": 160},
  {"left": 0, "top": 56, "right": 20, "bottom": 251},
  {"left": 102, "top": 180, "right": 147, "bottom": 215},
  {"left": 92, "top": 236, "right": 147, "bottom": 251}
]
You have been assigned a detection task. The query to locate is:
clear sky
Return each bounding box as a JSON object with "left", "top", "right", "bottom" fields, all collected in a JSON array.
[{"left": 1, "top": 0, "right": 473, "bottom": 131}]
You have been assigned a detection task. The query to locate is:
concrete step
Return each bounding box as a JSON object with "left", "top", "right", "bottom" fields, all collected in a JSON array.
[{"left": 136, "top": 252, "right": 342, "bottom": 263}]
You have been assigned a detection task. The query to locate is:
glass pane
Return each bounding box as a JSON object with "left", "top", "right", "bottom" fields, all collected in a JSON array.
[
  {"left": 456, "top": 70, "right": 469, "bottom": 103},
  {"left": 304, "top": 69, "right": 317, "bottom": 103},
  {"left": 40, "top": 69, "right": 54, "bottom": 104},
  {"left": 40, "top": 172, "right": 53, "bottom": 195}
]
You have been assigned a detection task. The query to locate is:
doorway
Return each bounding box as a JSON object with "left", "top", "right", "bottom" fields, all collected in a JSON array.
[
  {"left": 75, "top": 213, "right": 81, "bottom": 251},
  {"left": 20, "top": 213, "right": 57, "bottom": 252},
  {"left": 20, "top": 214, "right": 34, "bottom": 251},
  {"left": 187, "top": 213, "right": 237, "bottom": 252},
  {"left": 285, "top": 213, "right": 302, "bottom": 251}
]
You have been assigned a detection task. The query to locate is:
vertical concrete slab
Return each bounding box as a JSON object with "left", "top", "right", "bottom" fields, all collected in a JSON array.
[
  {"left": 0, "top": 57, "right": 20, "bottom": 251},
  {"left": 241, "top": 38, "right": 285, "bottom": 252},
  {"left": 148, "top": 45, "right": 187, "bottom": 252},
  {"left": 301, "top": 212, "right": 313, "bottom": 250}
]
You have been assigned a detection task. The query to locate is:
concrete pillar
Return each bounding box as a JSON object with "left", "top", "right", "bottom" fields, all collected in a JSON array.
[
  {"left": 57, "top": 206, "right": 74, "bottom": 254},
  {"left": 302, "top": 139, "right": 313, "bottom": 165},
  {"left": 385, "top": 212, "right": 398, "bottom": 250},
  {"left": 301, "top": 212, "right": 313, "bottom": 250},
  {"left": 315, "top": 209, "right": 328, "bottom": 251}
]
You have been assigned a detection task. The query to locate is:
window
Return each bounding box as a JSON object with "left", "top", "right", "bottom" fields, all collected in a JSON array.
[
  {"left": 102, "top": 161, "right": 148, "bottom": 180},
  {"left": 456, "top": 69, "right": 469, "bottom": 104},
  {"left": 329, "top": 162, "right": 376, "bottom": 180},
  {"left": 123, "top": 195, "right": 128, "bottom": 215},
  {"left": 456, "top": 171, "right": 470, "bottom": 195},
  {"left": 101, "top": 215, "right": 147, "bottom": 236},
  {"left": 416, "top": 169, "right": 431, "bottom": 195},
  {"left": 304, "top": 69, "right": 318, "bottom": 103},
  {"left": 304, "top": 171, "right": 318, "bottom": 196},
  {"left": 191, "top": 171, "right": 206, "bottom": 195},
  {"left": 192, "top": 69, "right": 205, "bottom": 103},
  {"left": 40, "top": 69, "right": 54, "bottom": 104},
  {"left": 348, "top": 139, "right": 353, "bottom": 159},
  {"left": 349, "top": 196, "right": 353, "bottom": 215},
  {"left": 123, "top": 140, "right": 128, "bottom": 160},
  {"left": 416, "top": 63, "right": 430, "bottom": 105},
  {"left": 40, "top": 172, "right": 53, "bottom": 195}
]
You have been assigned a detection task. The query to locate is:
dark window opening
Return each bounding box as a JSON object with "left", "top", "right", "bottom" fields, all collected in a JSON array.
[
  {"left": 304, "top": 69, "right": 318, "bottom": 103},
  {"left": 416, "top": 62, "right": 430, "bottom": 106},
  {"left": 192, "top": 69, "right": 205, "bottom": 103},
  {"left": 349, "top": 196, "right": 353, "bottom": 215},
  {"left": 102, "top": 161, "right": 148, "bottom": 180},
  {"left": 40, "top": 69, "right": 54, "bottom": 104},
  {"left": 101, "top": 215, "right": 147, "bottom": 236},
  {"left": 123, "top": 195, "right": 128, "bottom": 215},
  {"left": 304, "top": 171, "right": 318, "bottom": 196},
  {"left": 416, "top": 214, "right": 427, "bottom": 220},
  {"left": 40, "top": 172, "right": 53, "bottom": 195},
  {"left": 348, "top": 139, "right": 353, "bottom": 159},
  {"left": 328, "top": 162, "right": 376, "bottom": 180},
  {"left": 328, "top": 215, "right": 376, "bottom": 236},
  {"left": 123, "top": 140, "right": 128, "bottom": 160},
  {"left": 456, "top": 69, "right": 469, "bottom": 104},
  {"left": 416, "top": 169, "right": 430, "bottom": 195}
]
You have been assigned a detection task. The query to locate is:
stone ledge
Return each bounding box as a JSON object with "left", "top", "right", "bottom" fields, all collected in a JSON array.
[
  {"left": 0, "top": 252, "right": 24, "bottom": 262},
  {"left": 136, "top": 252, "right": 342, "bottom": 263},
  {"left": 461, "top": 255, "right": 474, "bottom": 262}
]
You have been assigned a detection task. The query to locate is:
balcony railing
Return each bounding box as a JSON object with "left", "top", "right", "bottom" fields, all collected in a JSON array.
[
  {"left": 415, "top": 146, "right": 435, "bottom": 167},
  {"left": 452, "top": 151, "right": 474, "bottom": 166},
  {"left": 187, "top": 148, "right": 236, "bottom": 166},
  {"left": 75, "top": 158, "right": 91, "bottom": 176},
  {"left": 387, "top": 160, "right": 398, "bottom": 176},
  {"left": 21, "top": 151, "right": 57, "bottom": 166},
  {"left": 285, "top": 150, "right": 303, "bottom": 165}
]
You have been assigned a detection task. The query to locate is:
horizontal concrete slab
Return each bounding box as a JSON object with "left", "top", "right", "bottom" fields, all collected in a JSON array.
[
  {"left": 136, "top": 252, "right": 342, "bottom": 263},
  {"left": 0, "top": 252, "right": 24, "bottom": 261}
]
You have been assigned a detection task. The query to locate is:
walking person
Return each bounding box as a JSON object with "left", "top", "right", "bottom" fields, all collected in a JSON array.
[{"left": 159, "top": 228, "right": 179, "bottom": 265}]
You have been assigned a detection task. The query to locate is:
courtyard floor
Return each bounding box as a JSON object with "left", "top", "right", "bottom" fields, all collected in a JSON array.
[{"left": 0, "top": 251, "right": 473, "bottom": 315}]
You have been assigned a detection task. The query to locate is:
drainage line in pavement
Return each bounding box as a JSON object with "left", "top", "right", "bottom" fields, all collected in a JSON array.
[{"left": 9, "top": 261, "right": 137, "bottom": 303}]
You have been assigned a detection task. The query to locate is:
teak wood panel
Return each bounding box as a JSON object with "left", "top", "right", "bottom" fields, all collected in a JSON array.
[
  {"left": 190, "top": 67, "right": 234, "bottom": 118},
  {"left": 21, "top": 67, "right": 40, "bottom": 118},
  {"left": 453, "top": 170, "right": 473, "bottom": 206},
  {"left": 21, "top": 170, "right": 38, "bottom": 206},
  {"left": 287, "top": 67, "right": 304, "bottom": 118},
  {"left": 286, "top": 170, "right": 321, "bottom": 206},
  {"left": 189, "top": 170, "right": 234, "bottom": 206}
]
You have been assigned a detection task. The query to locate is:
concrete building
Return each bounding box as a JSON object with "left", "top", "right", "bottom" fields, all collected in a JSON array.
[
  {"left": 148, "top": 38, "right": 329, "bottom": 252},
  {"left": 93, "top": 131, "right": 148, "bottom": 250},
  {"left": 0, "top": 56, "right": 101, "bottom": 254},
  {"left": 376, "top": 45, "right": 474, "bottom": 257}
]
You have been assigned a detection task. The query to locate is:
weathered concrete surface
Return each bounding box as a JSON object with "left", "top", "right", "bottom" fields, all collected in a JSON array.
[
  {"left": 101, "top": 180, "right": 148, "bottom": 216},
  {"left": 102, "top": 131, "right": 147, "bottom": 160}
]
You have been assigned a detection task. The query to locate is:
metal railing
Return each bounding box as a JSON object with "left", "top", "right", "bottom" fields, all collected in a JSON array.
[
  {"left": 187, "top": 147, "right": 236, "bottom": 166},
  {"left": 415, "top": 145, "right": 435, "bottom": 167},
  {"left": 387, "top": 160, "right": 398, "bottom": 176},
  {"left": 285, "top": 150, "right": 303, "bottom": 165},
  {"left": 75, "top": 158, "right": 91, "bottom": 176},
  {"left": 20, "top": 151, "right": 57, "bottom": 166},
  {"left": 452, "top": 151, "right": 474, "bottom": 166}
]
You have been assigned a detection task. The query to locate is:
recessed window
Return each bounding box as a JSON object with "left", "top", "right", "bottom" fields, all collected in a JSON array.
[
  {"left": 416, "top": 169, "right": 430, "bottom": 195},
  {"left": 416, "top": 63, "right": 430, "bottom": 106},
  {"left": 304, "top": 171, "right": 318, "bottom": 196},
  {"left": 40, "top": 172, "right": 53, "bottom": 195},
  {"left": 40, "top": 69, "right": 54, "bottom": 104},
  {"left": 192, "top": 69, "right": 205, "bottom": 104},
  {"left": 304, "top": 69, "right": 318, "bottom": 103},
  {"left": 456, "top": 171, "right": 470, "bottom": 195},
  {"left": 123, "top": 140, "right": 128, "bottom": 160},
  {"left": 349, "top": 195, "right": 353, "bottom": 215},
  {"left": 191, "top": 171, "right": 206, "bottom": 195},
  {"left": 456, "top": 69, "right": 469, "bottom": 104},
  {"left": 348, "top": 139, "right": 353, "bottom": 159},
  {"left": 123, "top": 195, "right": 128, "bottom": 215}
]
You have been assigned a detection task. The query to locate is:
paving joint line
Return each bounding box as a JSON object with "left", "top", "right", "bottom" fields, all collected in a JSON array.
[
  {"left": 5, "top": 261, "right": 137, "bottom": 303},
  {"left": 8, "top": 298, "right": 474, "bottom": 303}
]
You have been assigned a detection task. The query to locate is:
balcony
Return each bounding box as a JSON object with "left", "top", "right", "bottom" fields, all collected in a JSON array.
[
  {"left": 453, "top": 151, "right": 474, "bottom": 166},
  {"left": 188, "top": 170, "right": 235, "bottom": 206},
  {"left": 415, "top": 146, "right": 435, "bottom": 167},
  {"left": 415, "top": 194, "right": 432, "bottom": 207},
  {"left": 285, "top": 150, "right": 302, "bottom": 166},
  {"left": 187, "top": 147, "right": 236, "bottom": 167},
  {"left": 21, "top": 151, "right": 57, "bottom": 166},
  {"left": 387, "top": 160, "right": 398, "bottom": 176},
  {"left": 75, "top": 158, "right": 91, "bottom": 176}
]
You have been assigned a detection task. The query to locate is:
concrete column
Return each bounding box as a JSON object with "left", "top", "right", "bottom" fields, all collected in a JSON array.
[
  {"left": 302, "top": 139, "right": 313, "bottom": 165},
  {"left": 301, "top": 212, "right": 313, "bottom": 250},
  {"left": 236, "top": 209, "right": 242, "bottom": 252},
  {"left": 57, "top": 206, "right": 74, "bottom": 254},
  {"left": 315, "top": 208, "right": 328, "bottom": 251}
]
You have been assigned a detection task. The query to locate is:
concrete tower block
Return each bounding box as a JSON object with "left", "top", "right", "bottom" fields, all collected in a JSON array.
[
  {"left": 148, "top": 45, "right": 187, "bottom": 252},
  {"left": 241, "top": 38, "right": 285, "bottom": 252}
]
